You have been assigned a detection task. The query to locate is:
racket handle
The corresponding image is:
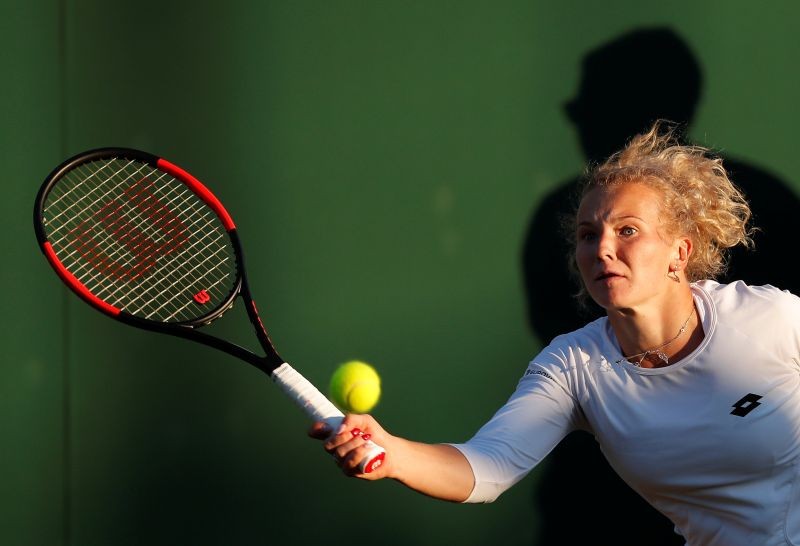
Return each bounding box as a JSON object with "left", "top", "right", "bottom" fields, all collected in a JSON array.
[{"left": 271, "top": 363, "right": 386, "bottom": 473}]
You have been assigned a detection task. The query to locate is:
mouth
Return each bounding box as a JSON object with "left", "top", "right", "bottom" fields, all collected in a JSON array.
[{"left": 595, "top": 271, "right": 623, "bottom": 281}]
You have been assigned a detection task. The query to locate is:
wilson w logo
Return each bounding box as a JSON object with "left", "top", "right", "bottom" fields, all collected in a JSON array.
[{"left": 69, "top": 178, "right": 188, "bottom": 282}]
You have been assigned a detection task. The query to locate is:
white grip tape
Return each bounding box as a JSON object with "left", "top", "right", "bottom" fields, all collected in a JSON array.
[
  {"left": 271, "top": 363, "right": 386, "bottom": 473},
  {"left": 272, "top": 362, "right": 343, "bottom": 423}
]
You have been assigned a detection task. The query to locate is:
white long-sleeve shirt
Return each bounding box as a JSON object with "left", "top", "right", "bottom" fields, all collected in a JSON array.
[{"left": 453, "top": 281, "right": 800, "bottom": 546}]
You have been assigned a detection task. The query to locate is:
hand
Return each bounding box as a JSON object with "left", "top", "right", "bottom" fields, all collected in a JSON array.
[{"left": 308, "top": 413, "right": 393, "bottom": 480}]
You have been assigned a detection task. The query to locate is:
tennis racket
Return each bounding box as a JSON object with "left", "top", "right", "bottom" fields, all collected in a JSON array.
[{"left": 33, "top": 147, "right": 385, "bottom": 473}]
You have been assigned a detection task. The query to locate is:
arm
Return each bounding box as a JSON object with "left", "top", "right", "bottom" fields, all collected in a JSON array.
[
  {"left": 310, "top": 348, "right": 583, "bottom": 503},
  {"left": 309, "top": 413, "right": 475, "bottom": 502}
]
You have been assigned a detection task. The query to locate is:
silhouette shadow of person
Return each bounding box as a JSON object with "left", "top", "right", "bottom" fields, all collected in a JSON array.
[{"left": 523, "top": 27, "right": 800, "bottom": 545}]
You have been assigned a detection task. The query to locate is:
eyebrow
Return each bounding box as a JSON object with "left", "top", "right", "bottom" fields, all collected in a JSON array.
[{"left": 577, "top": 214, "right": 645, "bottom": 226}]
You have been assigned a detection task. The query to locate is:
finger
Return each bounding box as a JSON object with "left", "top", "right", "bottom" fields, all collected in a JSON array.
[
  {"left": 307, "top": 421, "right": 333, "bottom": 439},
  {"left": 328, "top": 428, "right": 370, "bottom": 459},
  {"left": 340, "top": 413, "right": 375, "bottom": 433},
  {"left": 340, "top": 441, "right": 382, "bottom": 477},
  {"left": 323, "top": 417, "right": 370, "bottom": 449}
]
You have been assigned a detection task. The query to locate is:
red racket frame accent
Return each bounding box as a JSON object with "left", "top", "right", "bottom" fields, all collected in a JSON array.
[
  {"left": 43, "top": 241, "right": 121, "bottom": 316},
  {"left": 156, "top": 158, "right": 236, "bottom": 231}
]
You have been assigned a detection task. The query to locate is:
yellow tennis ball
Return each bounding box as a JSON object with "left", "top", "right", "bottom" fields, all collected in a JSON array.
[{"left": 330, "top": 360, "right": 381, "bottom": 414}]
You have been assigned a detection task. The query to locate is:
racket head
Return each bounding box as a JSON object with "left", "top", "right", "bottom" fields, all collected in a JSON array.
[{"left": 34, "top": 148, "right": 242, "bottom": 327}]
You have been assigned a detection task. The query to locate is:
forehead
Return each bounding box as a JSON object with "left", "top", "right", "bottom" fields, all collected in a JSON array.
[{"left": 577, "top": 182, "right": 663, "bottom": 222}]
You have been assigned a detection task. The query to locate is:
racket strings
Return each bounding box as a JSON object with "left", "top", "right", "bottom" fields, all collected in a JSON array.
[
  {"left": 65, "top": 172, "right": 228, "bottom": 310},
  {"left": 48, "top": 161, "right": 179, "bottom": 279},
  {"left": 66, "top": 160, "right": 234, "bottom": 312},
  {"left": 48, "top": 159, "right": 235, "bottom": 321},
  {"left": 46, "top": 159, "right": 143, "bottom": 227},
  {"left": 51, "top": 163, "right": 176, "bottom": 279},
  {"left": 42, "top": 157, "right": 238, "bottom": 323}
]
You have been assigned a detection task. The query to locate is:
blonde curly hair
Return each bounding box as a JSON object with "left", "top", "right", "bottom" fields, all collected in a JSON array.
[{"left": 568, "top": 120, "right": 754, "bottom": 297}]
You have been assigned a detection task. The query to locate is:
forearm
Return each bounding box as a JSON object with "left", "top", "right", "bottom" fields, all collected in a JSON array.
[{"left": 388, "top": 438, "right": 474, "bottom": 502}]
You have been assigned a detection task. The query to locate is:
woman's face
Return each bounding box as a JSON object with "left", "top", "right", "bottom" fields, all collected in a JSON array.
[{"left": 575, "top": 182, "right": 683, "bottom": 311}]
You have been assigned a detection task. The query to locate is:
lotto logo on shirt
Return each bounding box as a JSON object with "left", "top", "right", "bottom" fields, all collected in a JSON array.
[{"left": 730, "top": 393, "right": 763, "bottom": 417}]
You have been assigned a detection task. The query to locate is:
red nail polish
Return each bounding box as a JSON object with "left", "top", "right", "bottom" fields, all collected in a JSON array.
[
  {"left": 351, "top": 428, "right": 362, "bottom": 437},
  {"left": 361, "top": 433, "right": 371, "bottom": 441}
]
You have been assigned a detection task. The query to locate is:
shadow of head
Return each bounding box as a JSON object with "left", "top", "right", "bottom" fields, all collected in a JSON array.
[{"left": 565, "top": 27, "right": 702, "bottom": 162}]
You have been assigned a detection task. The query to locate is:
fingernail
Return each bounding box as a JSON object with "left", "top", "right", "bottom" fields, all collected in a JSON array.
[
  {"left": 351, "top": 428, "right": 362, "bottom": 437},
  {"left": 361, "top": 433, "right": 371, "bottom": 441}
]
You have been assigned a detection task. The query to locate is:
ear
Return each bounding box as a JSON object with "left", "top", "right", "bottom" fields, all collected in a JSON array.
[{"left": 674, "top": 236, "right": 693, "bottom": 269}]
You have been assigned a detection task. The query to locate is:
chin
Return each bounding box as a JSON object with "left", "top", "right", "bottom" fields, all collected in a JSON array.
[
  {"left": 590, "top": 277, "right": 639, "bottom": 304},
  {"left": 588, "top": 290, "right": 625, "bottom": 312},
  {"left": 585, "top": 285, "right": 612, "bottom": 307}
]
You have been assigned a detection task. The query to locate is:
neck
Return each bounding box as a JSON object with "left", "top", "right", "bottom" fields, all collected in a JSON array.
[{"left": 610, "top": 291, "right": 700, "bottom": 368}]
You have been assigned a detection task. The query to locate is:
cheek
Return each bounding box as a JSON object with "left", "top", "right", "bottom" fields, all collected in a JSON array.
[
  {"left": 632, "top": 243, "right": 670, "bottom": 274},
  {"left": 575, "top": 246, "right": 592, "bottom": 276}
]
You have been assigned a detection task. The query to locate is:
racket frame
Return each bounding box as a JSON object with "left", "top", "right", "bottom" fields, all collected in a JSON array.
[{"left": 33, "top": 148, "right": 284, "bottom": 376}]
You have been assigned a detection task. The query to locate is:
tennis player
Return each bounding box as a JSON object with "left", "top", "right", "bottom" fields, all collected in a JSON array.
[{"left": 310, "top": 121, "right": 800, "bottom": 546}]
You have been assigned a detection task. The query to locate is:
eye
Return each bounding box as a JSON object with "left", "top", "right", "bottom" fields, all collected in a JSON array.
[
  {"left": 620, "top": 226, "right": 638, "bottom": 237},
  {"left": 577, "top": 229, "right": 597, "bottom": 242}
]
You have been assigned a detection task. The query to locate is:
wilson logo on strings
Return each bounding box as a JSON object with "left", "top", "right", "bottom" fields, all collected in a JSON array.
[{"left": 69, "top": 178, "right": 188, "bottom": 282}]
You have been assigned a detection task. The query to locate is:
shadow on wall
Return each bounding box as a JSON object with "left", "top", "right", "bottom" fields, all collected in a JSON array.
[{"left": 522, "top": 26, "right": 800, "bottom": 546}]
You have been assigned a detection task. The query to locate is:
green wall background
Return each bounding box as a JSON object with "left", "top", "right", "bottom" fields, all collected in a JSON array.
[{"left": 2, "top": 1, "right": 798, "bottom": 545}]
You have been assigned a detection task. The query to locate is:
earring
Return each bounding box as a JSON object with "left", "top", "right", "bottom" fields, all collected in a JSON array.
[{"left": 668, "top": 265, "right": 681, "bottom": 283}]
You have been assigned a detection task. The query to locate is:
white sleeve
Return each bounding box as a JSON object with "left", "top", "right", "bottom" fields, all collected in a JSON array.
[{"left": 451, "top": 358, "right": 583, "bottom": 503}]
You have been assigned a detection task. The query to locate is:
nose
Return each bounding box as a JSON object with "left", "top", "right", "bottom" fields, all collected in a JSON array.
[{"left": 594, "top": 229, "right": 616, "bottom": 262}]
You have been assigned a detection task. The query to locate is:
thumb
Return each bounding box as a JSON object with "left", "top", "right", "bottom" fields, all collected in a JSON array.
[{"left": 307, "top": 420, "right": 333, "bottom": 439}]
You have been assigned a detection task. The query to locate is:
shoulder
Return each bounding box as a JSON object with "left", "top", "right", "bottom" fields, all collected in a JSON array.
[
  {"left": 549, "top": 316, "right": 609, "bottom": 349},
  {"left": 696, "top": 279, "right": 800, "bottom": 316},
  {"left": 695, "top": 281, "right": 800, "bottom": 354},
  {"left": 524, "top": 317, "right": 611, "bottom": 387}
]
